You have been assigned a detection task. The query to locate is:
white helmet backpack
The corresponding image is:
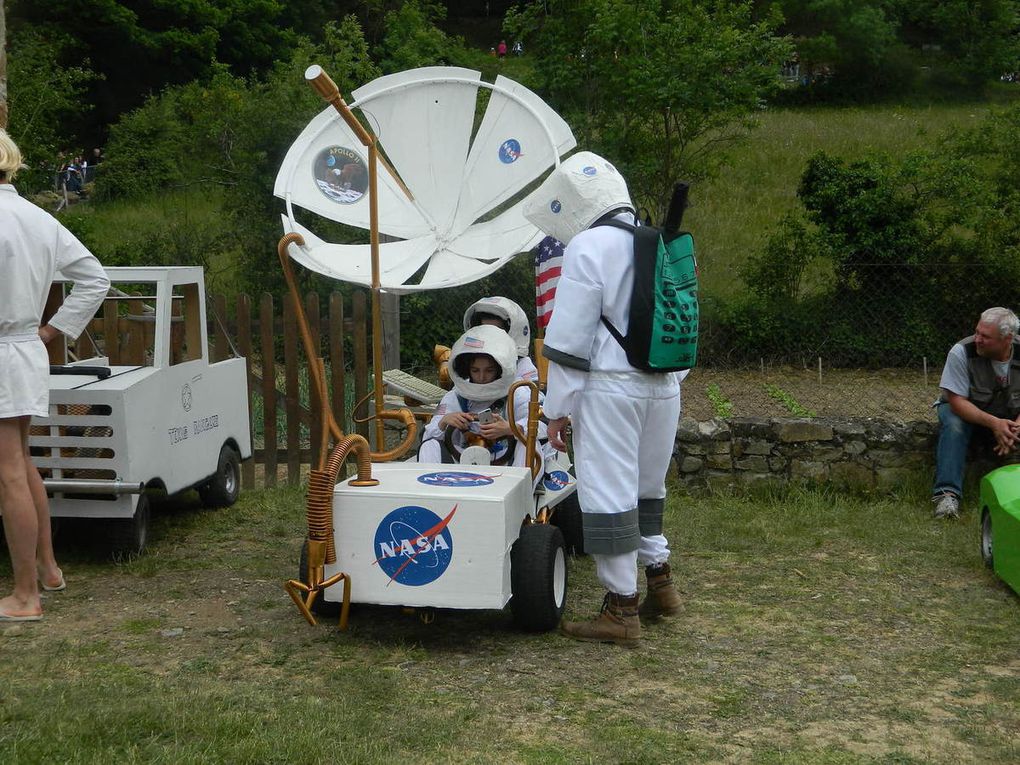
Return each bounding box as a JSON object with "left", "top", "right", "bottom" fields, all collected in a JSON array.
[{"left": 522, "top": 151, "right": 634, "bottom": 246}]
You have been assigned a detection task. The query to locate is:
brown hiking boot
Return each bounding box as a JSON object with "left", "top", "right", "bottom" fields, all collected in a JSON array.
[
  {"left": 639, "top": 563, "right": 682, "bottom": 619},
  {"left": 561, "top": 592, "right": 641, "bottom": 648}
]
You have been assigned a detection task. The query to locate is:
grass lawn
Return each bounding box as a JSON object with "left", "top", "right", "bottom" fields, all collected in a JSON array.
[{"left": 2, "top": 481, "right": 1017, "bottom": 763}]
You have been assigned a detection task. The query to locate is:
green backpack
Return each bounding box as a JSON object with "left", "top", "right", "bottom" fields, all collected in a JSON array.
[{"left": 595, "top": 184, "right": 699, "bottom": 372}]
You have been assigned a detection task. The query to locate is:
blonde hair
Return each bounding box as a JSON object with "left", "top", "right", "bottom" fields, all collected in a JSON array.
[{"left": 0, "top": 129, "right": 24, "bottom": 181}]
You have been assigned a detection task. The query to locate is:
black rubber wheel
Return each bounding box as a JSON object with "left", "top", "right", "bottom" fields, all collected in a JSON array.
[
  {"left": 981, "top": 508, "right": 994, "bottom": 569},
  {"left": 550, "top": 492, "right": 585, "bottom": 556},
  {"left": 298, "top": 540, "right": 342, "bottom": 617},
  {"left": 199, "top": 444, "right": 241, "bottom": 508},
  {"left": 109, "top": 493, "right": 150, "bottom": 560},
  {"left": 510, "top": 523, "right": 567, "bottom": 632}
]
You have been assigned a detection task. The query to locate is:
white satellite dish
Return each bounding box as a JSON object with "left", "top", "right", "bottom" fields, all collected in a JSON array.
[{"left": 274, "top": 66, "right": 577, "bottom": 293}]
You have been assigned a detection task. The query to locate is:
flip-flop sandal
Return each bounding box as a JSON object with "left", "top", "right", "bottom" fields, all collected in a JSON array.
[
  {"left": 40, "top": 569, "right": 66, "bottom": 592},
  {"left": 0, "top": 608, "right": 43, "bottom": 622}
]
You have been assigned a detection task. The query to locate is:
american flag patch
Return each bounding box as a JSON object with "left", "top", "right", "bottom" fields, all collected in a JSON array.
[
  {"left": 463, "top": 336, "right": 484, "bottom": 349},
  {"left": 534, "top": 236, "right": 564, "bottom": 329}
]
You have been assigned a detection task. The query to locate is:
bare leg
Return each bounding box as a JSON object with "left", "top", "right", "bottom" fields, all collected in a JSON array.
[
  {"left": 0, "top": 416, "right": 42, "bottom": 617},
  {"left": 21, "top": 418, "right": 61, "bottom": 587}
]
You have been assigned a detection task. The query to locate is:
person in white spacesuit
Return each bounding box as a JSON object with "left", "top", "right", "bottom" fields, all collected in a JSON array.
[
  {"left": 419, "top": 324, "right": 550, "bottom": 475},
  {"left": 523, "top": 151, "right": 683, "bottom": 647},
  {"left": 0, "top": 129, "right": 110, "bottom": 621},
  {"left": 463, "top": 296, "right": 539, "bottom": 384}
]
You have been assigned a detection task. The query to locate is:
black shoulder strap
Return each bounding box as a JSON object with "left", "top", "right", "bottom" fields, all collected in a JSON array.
[
  {"left": 592, "top": 216, "right": 638, "bottom": 347},
  {"left": 592, "top": 218, "right": 636, "bottom": 233}
]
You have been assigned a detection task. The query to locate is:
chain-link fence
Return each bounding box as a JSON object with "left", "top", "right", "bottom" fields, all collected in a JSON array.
[{"left": 388, "top": 259, "right": 1012, "bottom": 424}]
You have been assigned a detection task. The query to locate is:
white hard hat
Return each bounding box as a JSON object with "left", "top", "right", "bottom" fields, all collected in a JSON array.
[
  {"left": 522, "top": 151, "right": 634, "bottom": 246},
  {"left": 463, "top": 296, "right": 531, "bottom": 358},
  {"left": 448, "top": 324, "right": 518, "bottom": 402}
]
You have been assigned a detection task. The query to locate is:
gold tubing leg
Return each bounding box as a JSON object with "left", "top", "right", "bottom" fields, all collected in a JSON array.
[{"left": 283, "top": 571, "right": 351, "bottom": 631}]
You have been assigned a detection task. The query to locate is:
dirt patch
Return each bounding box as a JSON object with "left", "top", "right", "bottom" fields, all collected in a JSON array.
[{"left": 682, "top": 366, "right": 939, "bottom": 422}]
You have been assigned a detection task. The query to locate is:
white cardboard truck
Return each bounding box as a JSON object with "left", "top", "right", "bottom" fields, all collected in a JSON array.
[{"left": 30, "top": 267, "right": 252, "bottom": 556}]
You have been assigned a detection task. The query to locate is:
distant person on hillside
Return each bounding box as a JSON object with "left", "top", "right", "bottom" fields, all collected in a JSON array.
[
  {"left": 497, "top": 40, "right": 507, "bottom": 58},
  {"left": 512, "top": 40, "right": 523, "bottom": 56},
  {"left": 932, "top": 307, "right": 1020, "bottom": 519}
]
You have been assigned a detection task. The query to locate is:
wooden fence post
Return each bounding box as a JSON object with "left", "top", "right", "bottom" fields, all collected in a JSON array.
[
  {"left": 260, "top": 293, "right": 277, "bottom": 488},
  {"left": 237, "top": 294, "right": 255, "bottom": 490},
  {"left": 329, "top": 292, "right": 346, "bottom": 438},
  {"left": 305, "top": 291, "right": 322, "bottom": 469},
  {"left": 283, "top": 293, "right": 301, "bottom": 485}
]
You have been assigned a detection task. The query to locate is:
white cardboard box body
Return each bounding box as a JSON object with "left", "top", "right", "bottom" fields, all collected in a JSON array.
[{"left": 324, "top": 463, "right": 534, "bottom": 610}]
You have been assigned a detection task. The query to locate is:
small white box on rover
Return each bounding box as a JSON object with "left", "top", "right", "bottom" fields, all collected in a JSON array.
[{"left": 30, "top": 266, "right": 252, "bottom": 556}]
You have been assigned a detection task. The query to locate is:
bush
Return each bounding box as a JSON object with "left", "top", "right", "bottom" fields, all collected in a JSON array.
[{"left": 715, "top": 103, "right": 1020, "bottom": 367}]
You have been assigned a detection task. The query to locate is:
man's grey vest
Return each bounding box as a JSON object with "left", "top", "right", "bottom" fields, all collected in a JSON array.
[{"left": 962, "top": 335, "right": 1020, "bottom": 418}]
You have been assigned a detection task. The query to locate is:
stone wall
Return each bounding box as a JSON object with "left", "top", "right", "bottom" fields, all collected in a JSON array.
[{"left": 674, "top": 417, "right": 938, "bottom": 493}]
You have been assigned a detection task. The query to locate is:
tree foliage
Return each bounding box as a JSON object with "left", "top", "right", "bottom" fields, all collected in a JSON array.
[
  {"left": 762, "top": 0, "right": 1020, "bottom": 98},
  {"left": 730, "top": 104, "right": 1020, "bottom": 365},
  {"left": 506, "top": 0, "right": 791, "bottom": 221},
  {"left": 7, "top": 0, "right": 297, "bottom": 137},
  {"left": 5, "top": 28, "right": 97, "bottom": 190}
]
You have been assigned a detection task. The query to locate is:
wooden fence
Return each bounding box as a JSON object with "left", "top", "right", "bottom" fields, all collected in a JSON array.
[{"left": 207, "top": 290, "right": 372, "bottom": 490}]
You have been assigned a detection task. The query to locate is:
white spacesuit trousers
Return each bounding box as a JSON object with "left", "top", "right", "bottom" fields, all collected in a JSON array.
[{"left": 572, "top": 372, "right": 681, "bottom": 596}]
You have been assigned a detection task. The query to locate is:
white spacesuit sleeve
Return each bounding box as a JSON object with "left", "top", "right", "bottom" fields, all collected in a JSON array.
[
  {"left": 542, "top": 362, "right": 587, "bottom": 419},
  {"left": 49, "top": 227, "right": 110, "bottom": 340},
  {"left": 542, "top": 237, "right": 604, "bottom": 371},
  {"left": 422, "top": 390, "right": 462, "bottom": 442}
]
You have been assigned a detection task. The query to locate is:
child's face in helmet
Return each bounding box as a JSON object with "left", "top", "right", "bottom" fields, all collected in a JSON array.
[
  {"left": 474, "top": 312, "right": 510, "bottom": 332},
  {"left": 469, "top": 355, "right": 499, "bottom": 384}
]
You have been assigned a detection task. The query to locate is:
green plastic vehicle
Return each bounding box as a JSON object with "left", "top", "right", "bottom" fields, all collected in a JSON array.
[{"left": 979, "top": 464, "right": 1020, "bottom": 594}]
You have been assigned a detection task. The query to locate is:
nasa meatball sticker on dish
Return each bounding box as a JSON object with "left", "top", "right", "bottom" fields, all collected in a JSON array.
[
  {"left": 417, "top": 471, "right": 494, "bottom": 487},
  {"left": 313, "top": 146, "right": 368, "bottom": 204},
  {"left": 374, "top": 504, "right": 456, "bottom": 586}
]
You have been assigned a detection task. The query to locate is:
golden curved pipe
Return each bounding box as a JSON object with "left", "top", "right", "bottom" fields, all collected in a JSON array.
[
  {"left": 351, "top": 390, "right": 419, "bottom": 462},
  {"left": 284, "top": 432, "right": 376, "bottom": 630},
  {"left": 277, "top": 233, "right": 343, "bottom": 445},
  {"left": 506, "top": 380, "right": 543, "bottom": 480}
]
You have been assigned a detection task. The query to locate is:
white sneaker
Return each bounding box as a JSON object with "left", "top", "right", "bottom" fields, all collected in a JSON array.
[{"left": 932, "top": 493, "right": 960, "bottom": 519}]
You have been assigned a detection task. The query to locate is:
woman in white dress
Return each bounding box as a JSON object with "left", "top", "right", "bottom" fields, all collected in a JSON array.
[{"left": 0, "top": 130, "right": 109, "bottom": 621}]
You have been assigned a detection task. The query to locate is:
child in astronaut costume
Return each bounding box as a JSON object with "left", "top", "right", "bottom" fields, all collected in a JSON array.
[
  {"left": 463, "top": 296, "right": 539, "bottom": 384},
  {"left": 418, "top": 325, "right": 551, "bottom": 476},
  {"left": 523, "top": 151, "right": 684, "bottom": 647}
]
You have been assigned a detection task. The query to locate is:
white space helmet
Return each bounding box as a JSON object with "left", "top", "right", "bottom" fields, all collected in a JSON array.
[
  {"left": 448, "top": 324, "right": 518, "bottom": 402},
  {"left": 463, "top": 296, "right": 531, "bottom": 358},
  {"left": 522, "top": 151, "right": 634, "bottom": 246}
]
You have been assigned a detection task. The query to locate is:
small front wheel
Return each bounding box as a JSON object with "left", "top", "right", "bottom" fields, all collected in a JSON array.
[
  {"left": 199, "top": 444, "right": 241, "bottom": 508},
  {"left": 109, "top": 493, "right": 150, "bottom": 560},
  {"left": 981, "top": 508, "right": 994, "bottom": 569},
  {"left": 510, "top": 523, "right": 567, "bottom": 632}
]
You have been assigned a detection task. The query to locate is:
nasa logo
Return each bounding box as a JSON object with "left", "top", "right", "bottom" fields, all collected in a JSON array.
[
  {"left": 498, "top": 139, "right": 522, "bottom": 164},
  {"left": 582, "top": 166, "right": 597, "bottom": 176},
  {"left": 374, "top": 504, "right": 456, "bottom": 586},
  {"left": 550, "top": 200, "right": 562, "bottom": 214},
  {"left": 417, "top": 471, "right": 494, "bottom": 487},
  {"left": 543, "top": 470, "right": 571, "bottom": 492}
]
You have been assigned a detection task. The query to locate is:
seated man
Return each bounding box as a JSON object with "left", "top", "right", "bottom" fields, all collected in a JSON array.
[{"left": 932, "top": 306, "right": 1020, "bottom": 519}]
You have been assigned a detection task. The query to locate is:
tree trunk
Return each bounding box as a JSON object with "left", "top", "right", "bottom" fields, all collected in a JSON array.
[{"left": 0, "top": 0, "right": 8, "bottom": 129}]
